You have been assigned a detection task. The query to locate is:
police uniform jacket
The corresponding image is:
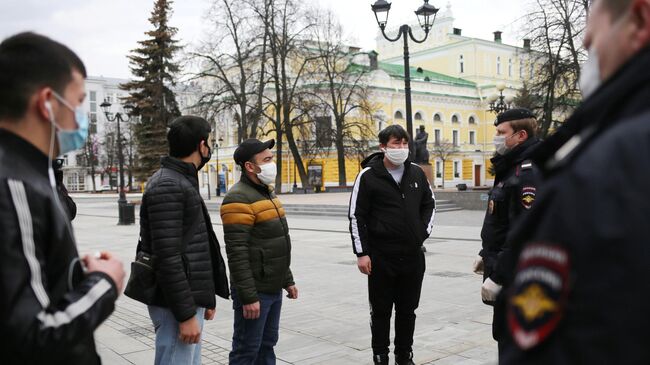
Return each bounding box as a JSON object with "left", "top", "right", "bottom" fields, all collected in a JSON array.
[
  {"left": 500, "top": 45, "right": 650, "bottom": 364},
  {"left": 480, "top": 137, "right": 541, "bottom": 285}
]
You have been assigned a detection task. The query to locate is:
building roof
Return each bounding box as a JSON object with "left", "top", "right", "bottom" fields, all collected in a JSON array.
[{"left": 372, "top": 62, "right": 476, "bottom": 87}]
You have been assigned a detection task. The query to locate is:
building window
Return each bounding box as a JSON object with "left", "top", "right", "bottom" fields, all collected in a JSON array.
[
  {"left": 497, "top": 56, "right": 501, "bottom": 75},
  {"left": 459, "top": 55, "right": 464, "bottom": 73},
  {"left": 414, "top": 112, "right": 422, "bottom": 121},
  {"left": 434, "top": 113, "right": 442, "bottom": 122},
  {"left": 452, "top": 130, "right": 459, "bottom": 146},
  {"left": 520, "top": 59, "right": 524, "bottom": 79},
  {"left": 509, "top": 59, "right": 513, "bottom": 77},
  {"left": 452, "top": 115, "right": 460, "bottom": 124},
  {"left": 469, "top": 131, "right": 476, "bottom": 145},
  {"left": 434, "top": 129, "right": 441, "bottom": 144},
  {"left": 436, "top": 160, "right": 442, "bottom": 178},
  {"left": 469, "top": 116, "right": 476, "bottom": 124},
  {"left": 394, "top": 110, "right": 404, "bottom": 119},
  {"left": 454, "top": 161, "right": 460, "bottom": 178}
]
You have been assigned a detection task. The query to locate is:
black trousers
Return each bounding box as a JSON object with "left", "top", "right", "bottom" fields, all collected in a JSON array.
[{"left": 368, "top": 251, "right": 426, "bottom": 356}]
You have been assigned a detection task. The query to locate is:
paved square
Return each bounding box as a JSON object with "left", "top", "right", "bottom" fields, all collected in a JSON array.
[{"left": 72, "top": 195, "right": 497, "bottom": 364}]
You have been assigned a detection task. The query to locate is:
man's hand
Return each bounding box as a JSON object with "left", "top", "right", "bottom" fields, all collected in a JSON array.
[
  {"left": 243, "top": 301, "right": 260, "bottom": 319},
  {"left": 204, "top": 308, "right": 216, "bottom": 321},
  {"left": 178, "top": 316, "right": 201, "bottom": 344},
  {"left": 83, "top": 251, "right": 125, "bottom": 293},
  {"left": 472, "top": 255, "right": 484, "bottom": 275},
  {"left": 285, "top": 285, "right": 298, "bottom": 299},
  {"left": 481, "top": 278, "right": 502, "bottom": 302},
  {"left": 357, "top": 256, "right": 372, "bottom": 275}
]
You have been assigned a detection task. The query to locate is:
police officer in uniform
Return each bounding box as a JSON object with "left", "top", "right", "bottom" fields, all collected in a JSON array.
[
  {"left": 501, "top": 0, "right": 650, "bottom": 363},
  {"left": 472, "top": 108, "right": 541, "bottom": 352}
]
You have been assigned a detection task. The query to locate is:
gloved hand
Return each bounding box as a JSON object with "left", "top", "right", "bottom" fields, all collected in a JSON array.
[
  {"left": 472, "top": 255, "right": 484, "bottom": 275},
  {"left": 481, "top": 277, "right": 502, "bottom": 302}
]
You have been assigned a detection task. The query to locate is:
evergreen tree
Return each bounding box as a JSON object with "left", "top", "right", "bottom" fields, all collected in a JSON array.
[{"left": 121, "top": 0, "right": 181, "bottom": 181}]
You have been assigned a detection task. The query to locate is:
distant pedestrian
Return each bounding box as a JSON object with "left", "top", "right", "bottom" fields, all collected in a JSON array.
[
  {"left": 348, "top": 125, "right": 436, "bottom": 365},
  {"left": 221, "top": 138, "right": 298, "bottom": 365}
]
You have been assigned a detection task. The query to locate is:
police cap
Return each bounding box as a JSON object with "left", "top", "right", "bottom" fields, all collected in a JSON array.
[{"left": 495, "top": 108, "right": 535, "bottom": 126}]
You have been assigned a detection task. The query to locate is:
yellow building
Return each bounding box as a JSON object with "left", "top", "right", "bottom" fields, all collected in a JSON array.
[{"left": 202, "top": 4, "right": 534, "bottom": 192}]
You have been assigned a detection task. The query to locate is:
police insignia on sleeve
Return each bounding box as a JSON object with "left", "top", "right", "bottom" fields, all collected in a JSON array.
[
  {"left": 521, "top": 187, "right": 536, "bottom": 209},
  {"left": 488, "top": 200, "right": 495, "bottom": 215},
  {"left": 508, "top": 243, "right": 570, "bottom": 350}
]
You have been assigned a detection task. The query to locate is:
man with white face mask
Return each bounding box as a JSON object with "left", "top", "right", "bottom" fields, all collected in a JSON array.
[
  {"left": 473, "top": 108, "right": 541, "bottom": 356},
  {"left": 501, "top": 0, "right": 650, "bottom": 363},
  {"left": 349, "top": 125, "right": 435, "bottom": 365},
  {"left": 0, "top": 32, "right": 125, "bottom": 363},
  {"left": 221, "top": 138, "right": 297, "bottom": 364}
]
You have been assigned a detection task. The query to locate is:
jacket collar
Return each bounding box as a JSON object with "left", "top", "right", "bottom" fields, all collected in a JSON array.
[
  {"left": 533, "top": 45, "right": 650, "bottom": 174},
  {"left": 161, "top": 156, "right": 199, "bottom": 187},
  {"left": 0, "top": 129, "right": 50, "bottom": 178}
]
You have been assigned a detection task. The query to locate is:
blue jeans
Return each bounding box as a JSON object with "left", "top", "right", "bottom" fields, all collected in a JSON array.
[
  {"left": 229, "top": 288, "right": 283, "bottom": 365},
  {"left": 148, "top": 305, "right": 205, "bottom": 365}
]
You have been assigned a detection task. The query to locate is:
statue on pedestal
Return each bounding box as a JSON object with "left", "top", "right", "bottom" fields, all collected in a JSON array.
[{"left": 414, "top": 125, "right": 430, "bottom": 164}]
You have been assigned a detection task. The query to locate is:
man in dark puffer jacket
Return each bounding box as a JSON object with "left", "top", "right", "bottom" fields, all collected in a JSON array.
[{"left": 140, "top": 116, "right": 229, "bottom": 365}]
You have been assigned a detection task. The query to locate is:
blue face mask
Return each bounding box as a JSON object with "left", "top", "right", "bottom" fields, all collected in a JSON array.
[{"left": 49, "top": 91, "right": 88, "bottom": 154}]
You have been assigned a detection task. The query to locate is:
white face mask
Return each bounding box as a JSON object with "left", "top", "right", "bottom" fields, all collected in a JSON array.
[
  {"left": 579, "top": 46, "right": 602, "bottom": 100},
  {"left": 493, "top": 134, "right": 517, "bottom": 155},
  {"left": 256, "top": 162, "right": 277, "bottom": 185},
  {"left": 383, "top": 147, "right": 409, "bottom": 165}
]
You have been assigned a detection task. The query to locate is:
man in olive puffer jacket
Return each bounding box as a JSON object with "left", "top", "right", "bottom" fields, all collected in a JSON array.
[{"left": 220, "top": 138, "right": 297, "bottom": 365}]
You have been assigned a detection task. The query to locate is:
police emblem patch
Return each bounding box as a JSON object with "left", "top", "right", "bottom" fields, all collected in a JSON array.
[
  {"left": 488, "top": 200, "right": 495, "bottom": 215},
  {"left": 508, "top": 243, "right": 570, "bottom": 350},
  {"left": 521, "top": 186, "right": 536, "bottom": 209}
]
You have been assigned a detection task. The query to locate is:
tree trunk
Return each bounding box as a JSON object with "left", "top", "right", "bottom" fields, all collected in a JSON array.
[{"left": 335, "top": 116, "right": 346, "bottom": 186}]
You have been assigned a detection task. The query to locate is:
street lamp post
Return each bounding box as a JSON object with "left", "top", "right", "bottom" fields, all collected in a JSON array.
[
  {"left": 293, "top": 138, "right": 300, "bottom": 191},
  {"left": 487, "top": 82, "right": 513, "bottom": 114},
  {"left": 215, "top": 137, "right": 223, "bottom": 197},
  {"left": 372, "top": 0, "right": 439, "bottom": 155},
  {"left": 100, "top": 98, "right": 135, "bottom": 225}
]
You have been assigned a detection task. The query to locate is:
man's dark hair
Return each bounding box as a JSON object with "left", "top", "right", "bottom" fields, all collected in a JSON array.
[
  {"left": 167, "top": 115, "right": 211, "bottom": 158},
  {"left": 378, "top": 124, "right": 409, "bottom": 145},
  {"left": 0, "top": 32, "right": 87, "bottom": 120},
  {"left": 602, "top": 0, "right": 633, "bottom": 18}
]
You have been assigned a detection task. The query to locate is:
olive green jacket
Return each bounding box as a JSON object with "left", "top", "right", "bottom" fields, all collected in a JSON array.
[{"left": 220, "top": 174, "right": 294, "bottom": 304}]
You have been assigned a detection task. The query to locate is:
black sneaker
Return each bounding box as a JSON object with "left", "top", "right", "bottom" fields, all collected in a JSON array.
[
  {"left": 373, "top": 354, "right": 389, "bottom": 365},
  {"left": 395, "top": 352, "right": 415, "bottom": 365}
]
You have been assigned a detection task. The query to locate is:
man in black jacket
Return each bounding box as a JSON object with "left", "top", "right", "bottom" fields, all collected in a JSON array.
[
  {"left": 0, "top": 32, "right": 125, "bottom": 364},
  {"left": 140, "top": 115, "right": 229, "bottom": 365},
  {"left": 349, "top": 125, "right": 436, "bottom": 365},
  {"left": 501, "top": 0, "right": 650, "bottom": 363},
  {"left": 472, "top": 109, "right": 541, "bottom": 354}
]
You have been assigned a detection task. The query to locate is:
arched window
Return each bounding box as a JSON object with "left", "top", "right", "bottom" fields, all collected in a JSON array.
[
  {"left": 459, "top": 55, "right": 464, "bottom": 73},
  {"left": 394, "top": 110, "right": 404, "bottom": 119},
  {"left": 414, "top": 112, "right": 423, "bottom": 121},
  {"left": 497, "top": 56, "right": 501, "bottom": 75},
  {"left": 452, "top": 115, "right": 460, "bottom": 124},
  {"left": 434, "top": 113, "right": 442, "bottom": 122},
  {"left": 469, "top": 116, "right": 476, "bottom": 124}
]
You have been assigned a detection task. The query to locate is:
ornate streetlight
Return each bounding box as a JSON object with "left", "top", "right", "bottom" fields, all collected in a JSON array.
[
  {"left": 372, "top": 0, "right": 439, "bottom": 154},
  {"left": 487, "top": 82, "right": 514, "bottom": 114},
  {"left": 99, "top": 98, "right": 135, "bottom": 225},
  {"left": 215, "top": 137, "right": 224, "bottom": 196}
]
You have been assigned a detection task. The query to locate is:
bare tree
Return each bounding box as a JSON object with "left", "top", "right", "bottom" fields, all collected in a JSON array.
[
  {"left": 190, "top": 0, "right": 269, "bottom": 143},
  {"left": 79, "top": 133, "right": 99, "bottom": 192},
  {"left": 304, "top": 9, "right": 377, "bottom": 186},
  {"left": 521, "top": 0, "right": 589, "bottom": 136},
  {"left": 99, "top": 124, "right": 118, "bottom": 188},
  {"left": 431, "top": 139, "right": 458, "bottom": 188}
]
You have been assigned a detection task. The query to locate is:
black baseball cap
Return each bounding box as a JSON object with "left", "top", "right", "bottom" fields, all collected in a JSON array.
[
  {"left": 234, "top": 138, "right": 275, "bottom": 166},
  {"left": 495, "top": 108, "right": 535, "bottom": 126}
]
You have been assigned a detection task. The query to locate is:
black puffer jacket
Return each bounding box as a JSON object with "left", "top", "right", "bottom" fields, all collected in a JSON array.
[
  {"left": 140, "top": 157, "right": 229, "bottom": 322},
  {"left": 0, "top": 130, "right": 118, "bottom": 364},
  {"left": 348, "top": 153, "right": 436, "bottom": 257}
]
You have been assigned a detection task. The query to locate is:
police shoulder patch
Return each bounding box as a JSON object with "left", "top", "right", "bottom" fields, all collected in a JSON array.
[
  {"left": 521, "top": 186, "right": 536, "bottom": 209},
  {"left": 508, "top": 243, "right": 570, "bottom": 350}
]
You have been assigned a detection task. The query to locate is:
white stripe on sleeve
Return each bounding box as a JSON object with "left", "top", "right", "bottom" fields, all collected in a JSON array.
[
  {"left": 426, "top": 184, "right": 436, "bottom": 235},
  {"left": 349, "top": 167, "right": 372, "bottom": 254}
]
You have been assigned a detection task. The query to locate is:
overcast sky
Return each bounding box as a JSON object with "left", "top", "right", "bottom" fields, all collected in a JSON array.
[{"left": 0, "top": 0, "right": 527, "bottom": 79}]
